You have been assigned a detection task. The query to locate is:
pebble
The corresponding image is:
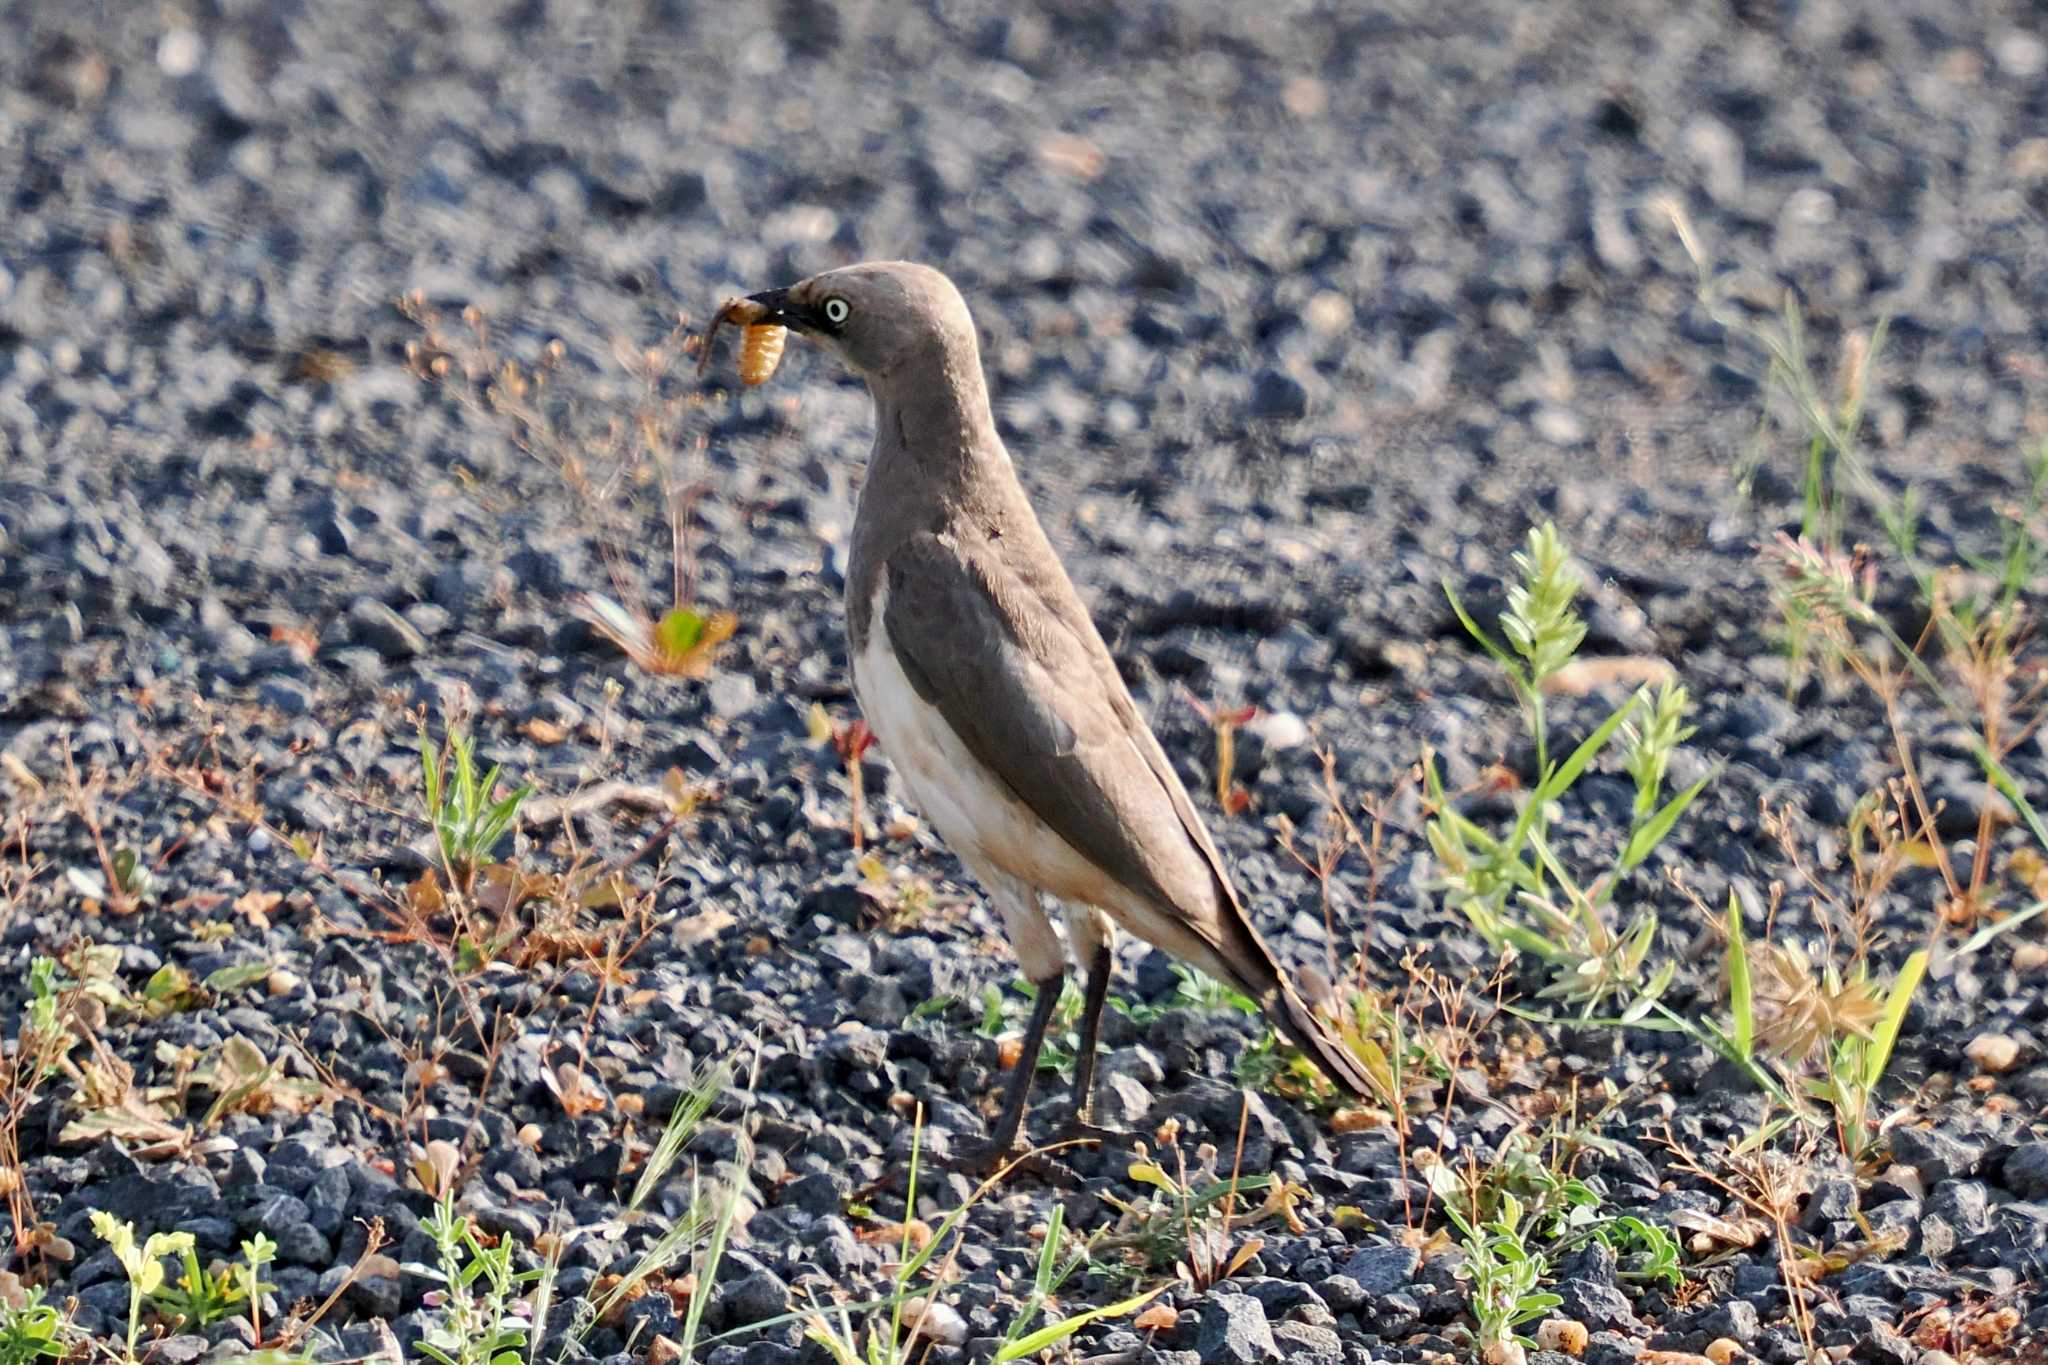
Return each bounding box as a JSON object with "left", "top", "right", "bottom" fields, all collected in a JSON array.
[
  {"left": 1197, "top": 1292, "right": 1277, "bottom": 1365},
  {"left": 1965, "top": 1032, "right": 2020, "bottom": 1073}
]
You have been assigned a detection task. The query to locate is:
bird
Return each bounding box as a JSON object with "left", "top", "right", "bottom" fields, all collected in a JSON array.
[{"left": 718, "top": 262, "right": 1371, "bottom": 1166}]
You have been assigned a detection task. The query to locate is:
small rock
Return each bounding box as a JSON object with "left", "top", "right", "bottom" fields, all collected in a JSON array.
[
  {"left": 347, "top": 597, "right": 427, "bottom": 660},
  {"left": 1889, "top": 1126, "right": 1984, "bottom": 1186},
  {"left": 1965, "top": 1033, "right": 2021, "bottom": 1073},
  {"left": 1249, "top": 370, "right": 1308, "bottom": 421},
  {"left": 1270, "top": 1321, "right": 1342, "bottom": 1362},
  {"left": 1338, "top": 1243, "right": 1418, "bottom": 1294},
  {"left": 903, "top": 1298, "right": 966, "bottom": 1347},
  {"left": 2003, "top": 1140, "right": 2048, "bottom": 1197},
  {"left": 1536, "top": 1318, "right": 1588, "bottom": 1355},
  {"left": 1196, "top": 1292, "right": 1276, "bottom": 1364},
  {"left": 1556, "top": 1279, "right": 1637, "bottom": 1332}
]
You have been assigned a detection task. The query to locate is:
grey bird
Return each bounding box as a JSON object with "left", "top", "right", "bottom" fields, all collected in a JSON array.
[{"left": 722, "top": 262, "right": 1371, "bottom": 1164}]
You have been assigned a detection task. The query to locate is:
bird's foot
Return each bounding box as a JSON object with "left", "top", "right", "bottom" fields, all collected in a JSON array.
[
  {"left": 944, "top": 1137, "right": 1065, "bottom": 1181},
  {"left": 1047, "top": 1116, "right": 1139, "bottom": 1150}
]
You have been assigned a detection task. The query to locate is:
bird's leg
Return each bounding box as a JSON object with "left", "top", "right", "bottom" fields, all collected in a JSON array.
[
  {"left": 1051, "top": 939, "right": 1137, "bottom": 1149},
  {"left": 952, "top": 971, "right": 1064, "bottom": 1174},
  {"left": 1069, "top": 939, "right": 1112, "bottom": 1124}
]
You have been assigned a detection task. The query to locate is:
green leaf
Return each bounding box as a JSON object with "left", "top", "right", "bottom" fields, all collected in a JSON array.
[
  {"left": 1955, "top": 898, "right": 2048, "bottom": 956},
  {"left": 994, "top": 1288, "right": 1164, "bottom": 1362},
  {"left": 1726, "top": 893, "right": 1753, "bottom": 1063},
  {"left": 1538, "top": 695, "right": 1644, "bottom": 805},
  {"left": 1861, "top": 949, "right": 1926, "bottom": 1089},
  {"left": 1618, "top": 770, "right": 1715, "bottom": 872},
  {"left": 204, "top": 963, "right": 272, "bottom": 994},
  {"left": 655, "top": 607, "right": 710, "bottom": 658},
  {"left": 1441, "top": 580, "right": 1525, "bottom": 683}
]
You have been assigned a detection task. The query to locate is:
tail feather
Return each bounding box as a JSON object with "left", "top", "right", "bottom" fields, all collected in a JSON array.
[
  {"left": 1271, "top": 977, "right": 1375, "bottom": 1099},
  {"left": 1208, "top": 915, "right": 1374, "bottom": 1100}
]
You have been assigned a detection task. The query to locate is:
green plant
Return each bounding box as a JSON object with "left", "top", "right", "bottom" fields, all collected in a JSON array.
[
  {"left": 89, "top": 1211, "right": 195, "bottom": 1365},
  {"left": 1717, "top": 905, "right": 1927, "bottom": 1165},
  {"left": 1109, "top": 964, "right": 1259, "bottom": 1028},
  {"left": 992, "top": 1202, "right": 1158, "bottom": 1362},
  {"left": 1432, "top": 524, "right": 1711, "bottom": 1017},
  {"left": 150, "top": 1231, "right": 277, "bottom": 1331},
  {"left": 979, "top": 979, "right": 1086, "bottom": 1076},
  {"left": 801, "top": 1119, "right": 951, "bottom": 1365},
  {"left": 1442, "top": 1189, "right": 1560, "bottom": 1358},
  {"left": 419, "top": 726, "right": 535, "bottom": 883},
  {"left": 0, "top": 1286, "right": 75, "bottom": 1365},
  {"left": 411, "top": 1194, "right": 540, "bottom": 1365},
  {"left": 628, "top": 1057, "right": 730, "bottom": 1213}
]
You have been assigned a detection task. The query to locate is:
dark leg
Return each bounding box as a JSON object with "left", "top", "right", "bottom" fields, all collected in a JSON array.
[
  {"left": 958, "top": 971, "right": 1064, "bottom": 1171},
  {"left": 1068, "top": 940, "right": 1114, "bottom": 1124},
  {"left": 1051, "top": 941, "right": 1138, "bottom": 1149}
]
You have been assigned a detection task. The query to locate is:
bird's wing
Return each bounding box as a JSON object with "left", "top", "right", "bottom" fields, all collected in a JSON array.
[{"left": 880, "top": 529, "right": 1226, "bottom": 923}]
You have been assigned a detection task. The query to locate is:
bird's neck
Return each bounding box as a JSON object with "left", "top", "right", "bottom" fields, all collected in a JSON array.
[{"left": 866, "top": 355, "right": 1010, "bottom": 507}]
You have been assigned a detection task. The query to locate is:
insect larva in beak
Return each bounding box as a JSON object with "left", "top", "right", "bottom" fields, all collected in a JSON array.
[{"left": 738, "top": 322, "right": 787, "bottom": 386}]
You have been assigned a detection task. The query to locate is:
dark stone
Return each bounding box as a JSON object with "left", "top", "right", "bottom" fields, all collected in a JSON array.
[
  {"left": 2004, "top": 1140, "right": 2048, "bottom": 1198},
  {"left": 1249, "top": 370, "right": 1308, "bottom": 421},
  {"left": 1557, "top": 1278, "right": 1639, "bottom": 1332},
  {"left": 715, "top": 1270, "right": 790, "bottom": 1327},
  {"left": 1336, "top": 1243, "right": 1418, "bottom": 1294},
  {"left": 1196, "top": 1292, "right": 1277, "bottom": 1364},
  {"left": 1888, "top": 1127, "right": 1984, "bottom": 1186}
]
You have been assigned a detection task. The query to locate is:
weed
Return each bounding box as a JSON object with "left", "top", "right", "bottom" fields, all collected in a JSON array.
[
  {"left": 1097, "top": 1112, "right": 1295, "bottom": 1290},
  {"left": 785, "top": 1112, "right": 1154, "bottom": 1365},
  {"left": 419, "top": 724, "right": 535, "bottom": 886},
  {"left": 1716, "top": 898, "right": 1926, "bottom": 1165},
  {"left": 628, "top": 1056, "right": 730, "bottom": 1214},
  {"left": 1432, "top": 523, "right": 1710, "bottom": 1017},
  {"left": 410, "top": 1192, "right": 540, "bottom": 1365},
  {"left": 1110, "top": 963, "right": 1259, "bottom": 1028},
  {"left": 89, "top": 1211, "right": 195, "bottom": 1365},
  {"left": 979, "top": 979, "right": 1086, "bottom": 1077},
  {"left": 0, "top": 1286, "right": 74, "bottom": 1365},
  {"left": 150, "top": 1232, "right": 277, "bottom": 1333},
  {"left": 1442, "top": 1187, "right": 1560, "bottom": 1360}
]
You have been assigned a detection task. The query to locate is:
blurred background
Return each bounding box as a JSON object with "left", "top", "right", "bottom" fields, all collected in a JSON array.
[{"left": 6, "top": 2, "right": 2044, "bottom": 601}]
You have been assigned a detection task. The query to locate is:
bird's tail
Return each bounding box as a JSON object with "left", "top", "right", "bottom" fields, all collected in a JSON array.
[
  {"left": 1211, "top": 919, "right": 1375, "bottom": 1100},
  {"left": 1269, "top": 974, "right": 1376, "bottom": 1100}
]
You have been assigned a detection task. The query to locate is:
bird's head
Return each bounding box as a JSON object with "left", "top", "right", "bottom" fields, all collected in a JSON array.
[{"left": 732, "top": 261, "right": 979, "bottom": 384}]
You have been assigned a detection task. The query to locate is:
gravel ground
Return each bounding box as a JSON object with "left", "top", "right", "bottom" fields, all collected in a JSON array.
[{"left": 3, "top": 1, "right": 2047, "bottom": 1363}]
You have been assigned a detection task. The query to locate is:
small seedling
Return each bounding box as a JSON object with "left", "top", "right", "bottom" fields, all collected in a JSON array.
[
  {"left": 89, "top": 1211, "right": 196, "bottom": 1365},
  {"left": 981, "top": 979, "right": 1086, "bottom": 1076},
  {"left": 150, "top": 1232, "right": 277, "bottom": 1332},
  {"left": 1443, "top": 1188, "right": 1561, "bottom": 1359},
  {"left": 419, "top": 725, "right": 535, "bottom": 883},
  {"left": 410, "top": 1193, "right": 541, "bottom": 1365},
  {"left": 0, "top": 1286, "right": 75, "bottom": 1365}
]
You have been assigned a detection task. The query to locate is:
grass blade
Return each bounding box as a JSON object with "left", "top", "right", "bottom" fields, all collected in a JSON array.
[
  {"left": 1861, "top": 949, "right": 1926, "bottom": 1090},
  {"left": 1726, "top": 893, "right": 1753, "bottom": 1064},
  {"left": 993, "top": 1288, "right": 1164, "bottom": 1363}
]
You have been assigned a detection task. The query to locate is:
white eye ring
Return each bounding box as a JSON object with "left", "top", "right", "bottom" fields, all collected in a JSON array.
[{"left": 822, "top": 297, "right": 850, "bottom": 324}]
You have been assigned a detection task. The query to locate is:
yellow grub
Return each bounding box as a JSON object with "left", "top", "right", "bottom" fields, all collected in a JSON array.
[{"left": 739, "top": 322, "right": 787, "bottom": 385}]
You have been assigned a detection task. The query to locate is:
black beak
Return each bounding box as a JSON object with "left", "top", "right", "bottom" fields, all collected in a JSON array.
[{"left": 743, "top": 288, "right": 810, "bottom": 332}]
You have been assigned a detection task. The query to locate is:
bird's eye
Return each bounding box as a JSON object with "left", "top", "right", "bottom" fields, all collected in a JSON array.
[{"left": 822, "top": 297, "right": 850, "bottom": 325}]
